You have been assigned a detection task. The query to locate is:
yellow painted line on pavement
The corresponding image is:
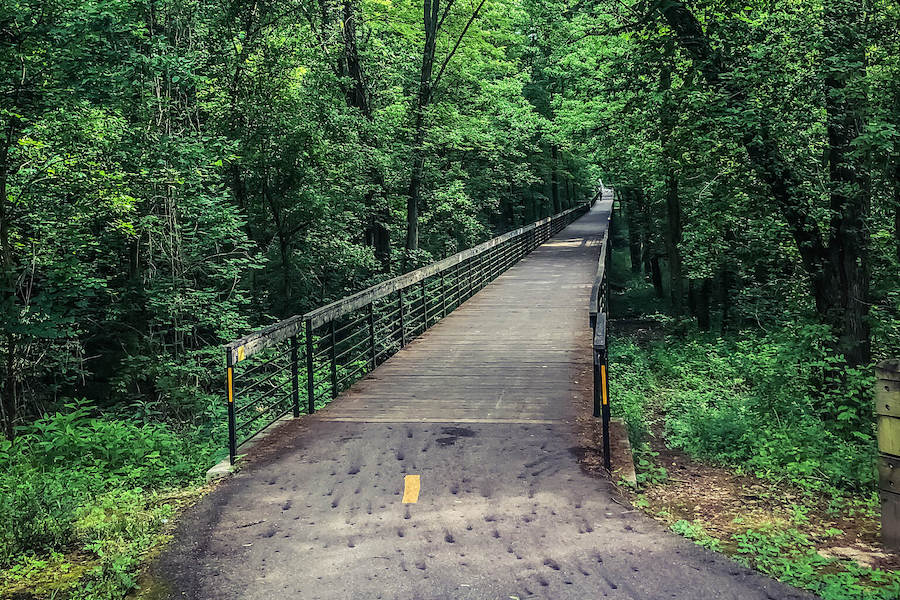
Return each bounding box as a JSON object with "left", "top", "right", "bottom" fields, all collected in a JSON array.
[{"left": 402, "top": 474, "right": 420, "bottom": 503}]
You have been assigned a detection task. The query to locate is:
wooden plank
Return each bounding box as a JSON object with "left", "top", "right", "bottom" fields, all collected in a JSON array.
[
  {"left": 589, "top": 231, "right": 609, "bottom": 323},
  {"left": 593, "top": 314, "right": 607, "bottom": 350},
  {"left": 877, "top": 359, "right": 900, "bottom": 382},
  {"left": 882, "top": 490, "right": 900, "bottom": 551},
  {"left": 315, "top": 417, "right": 565, "bottom": 424},
  {"left": 307, "top": 201, "right": 611, "bottom": 424},
  {"left": 876, "top": 377, "right": 900, "bottom": 417},
  {"left": 224, "top": 315, "right": 304, "bottom": 364},
  {"left": 879, "top": 454, "right": 900, "bottom": 494},
  {"left": 878, "top": 415, "right": 900, "bottom": 456},
  {"left": 306, "top": 203, "right": 591, "bottom": 328}
]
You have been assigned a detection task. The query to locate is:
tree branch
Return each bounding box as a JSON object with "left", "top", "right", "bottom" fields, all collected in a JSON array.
[{"left": 430, "top": 0, "right": 488, "bottom": 98}]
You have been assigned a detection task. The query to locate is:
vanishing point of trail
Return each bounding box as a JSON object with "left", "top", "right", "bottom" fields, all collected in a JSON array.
[{"left": 155, "top": 203, "right": 815, "bottom": 600}]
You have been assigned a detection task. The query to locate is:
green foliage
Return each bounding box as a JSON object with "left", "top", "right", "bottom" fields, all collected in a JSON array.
[
  {"left": 1, "top": 0, "right": 898, "bottom": 596},
  {"left": 0, "top": 403, "right": 212, "bottom": 576},
  {"left": 654, "top": 329, "right": 876, "bottom": 492},
  {"left": 733, "top": 527, "right": 900, "bottom": 600},
  {"left": 670, "top": 520, "right": 721, "bottom": 551},
  {"left": 613, "top": 327, "right": 877, "bottom": 493}
]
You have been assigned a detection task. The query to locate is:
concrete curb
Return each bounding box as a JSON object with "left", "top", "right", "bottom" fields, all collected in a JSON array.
[
  {"left": 610, "top": 417, "right": 637, "bottom": 485},
  {"left": 205, "top": 415, "right": 295, "bottom": 481}
]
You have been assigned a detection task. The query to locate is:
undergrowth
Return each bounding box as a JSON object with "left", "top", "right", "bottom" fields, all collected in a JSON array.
[
  {"left": 611, "top": 332, "right": 877, "bottom": 494},
  {"left": 0, "top": 402, "right": 219, "bottom": 599}
]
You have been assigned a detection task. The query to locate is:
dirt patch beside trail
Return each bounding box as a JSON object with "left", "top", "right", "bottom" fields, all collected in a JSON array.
[{"left": 596, "top": 417, "right": 900, "bottom": 575}]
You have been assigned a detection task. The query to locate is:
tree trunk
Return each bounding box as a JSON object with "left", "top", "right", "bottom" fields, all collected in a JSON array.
[
  {"left": 659, "top": 54, "right": 684, "bottom": 313},
  {"left": 697, "top": 278, "right": 711, "bottom": 331},
  {"left": 636, "top": 189, "right": 652, "bottom": 275},
  {"left": 720, "top": 268, "right": 731, "bottom": 334},
  {"left": 405, "top": 0, "right": 440, "bottom": 259},
  {"left": 650, "top": 255, "right": 663, "bottom": 299},
  {"left": 1, "top": 121, "right": 18, "bottom": 438},
  {"left": 664, "top": 173, "right": 684, "bottom": 313},
  {"left": 687, "top": 279, "right": 697, "bottom": 317},
  {"left": 894, "top": 178, "right": 900, "bottom": 263},
  {"left": 550, "top": 145, "right": 560, "bottom": 214},
  {"left": 822, "top": 0, "right": 869, "bottom": 366},
  {"left": 342, "top": 0, "right": 370, "bottom": 118},
  {"left": 625, "top": 189, "right": 642, "bottom": 273},
  {"left": 340, "top": 0, "right": 392, "bottom": 271}
]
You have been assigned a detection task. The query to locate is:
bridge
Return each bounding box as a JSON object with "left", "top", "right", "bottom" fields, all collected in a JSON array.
[{"left": 155, "top": 191, "right": 812, "bottom": 599}]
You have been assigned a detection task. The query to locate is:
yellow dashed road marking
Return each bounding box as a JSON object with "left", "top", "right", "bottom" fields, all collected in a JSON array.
[{"left": 402, "top": 474, "right": 420, "bottom": 503}]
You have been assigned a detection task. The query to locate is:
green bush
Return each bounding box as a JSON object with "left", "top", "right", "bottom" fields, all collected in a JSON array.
[
  {"left": 611, "top": 326, "right": 878, "bottom": 493},
  {"left": 0, "top": 402, "right": 213, "bottom": 568}
]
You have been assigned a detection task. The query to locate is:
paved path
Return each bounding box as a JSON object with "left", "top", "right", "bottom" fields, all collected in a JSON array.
[{"left": 156, "top": 201, "right": 813, "bottom": 600}]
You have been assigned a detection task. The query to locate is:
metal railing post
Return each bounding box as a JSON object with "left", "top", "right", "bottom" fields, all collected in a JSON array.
[
  {"left": 226, "top": 350, "right": 236, "bottom": 465},
  {"left": 441, "top": 272, "right": 447, "bottom": 318},
  {"left": 594, "top": 313, "right": 611, "bottom": 471},
  {"left": 290, "top": 335, "right": 300, "bottom": 418},
  {"left": 600, "top": 346, "right": 611, "bottom": 471},
  {"left": 368, "top": 302, "right": 376, "bottom": 368},
  {"left": 593, "top": 344, "right": 611, "bottom": 471},
  {"left": 329, "top": 320, "right": 338, "bottom": 398},
  {"left": 421, "top": 279, "right": 428, "bottom": 331},
  {"left": 305, "top": 319, "right": 315, "bottom": 414},
  {"left": 398, "top": 288, "right": 406, "bottom": 346}
]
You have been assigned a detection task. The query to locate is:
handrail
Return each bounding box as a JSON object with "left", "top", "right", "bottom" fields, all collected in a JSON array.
[
  {"left": 221, "top": 197, "right": 599, "bottom": 464},
  {"left": 304, "top": 204, "right": 587, "bottom": 330},
  {"left": 589, "top": 187, "right": 615, "bottom": 471}
]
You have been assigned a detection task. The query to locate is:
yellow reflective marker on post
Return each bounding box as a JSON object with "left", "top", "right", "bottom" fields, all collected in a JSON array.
[
  {"left": 601, "top": 364, "right": 608, "bottom": 406},
  {"left": 227, "top": 367, "right": 234, "bottom": 403},
  {"left": 402, "top": 475, "right": 420, "bottom": 503}
]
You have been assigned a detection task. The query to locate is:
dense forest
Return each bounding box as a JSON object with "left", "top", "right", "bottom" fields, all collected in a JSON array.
[{"left": 1, "top": 0, "right": 899, "bottom": 598}]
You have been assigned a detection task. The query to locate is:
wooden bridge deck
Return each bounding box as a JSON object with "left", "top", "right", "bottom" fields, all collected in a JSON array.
[
  {"left": 317, "top": 202, "right": 607, "bottom": 424},
  {"left": 157, "top": 197, "right": 813, "bottom": 600}
]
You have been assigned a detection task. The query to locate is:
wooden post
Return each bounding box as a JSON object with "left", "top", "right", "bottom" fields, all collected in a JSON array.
[{"left": 877, "top": 359, "right": 900, "bottom": 550}]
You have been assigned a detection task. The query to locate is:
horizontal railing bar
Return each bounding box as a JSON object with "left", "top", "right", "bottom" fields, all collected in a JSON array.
[
  {"left": 335, "top": 361, "right": 369, "bottom": 387},
  {"left": 236, "top": 391, "right": 294, "bottom": 429},
  {"left": 304, "top": 204, "right": 588, "bottom": 329},
  {"left": 226, "top": 315, "right": 304, "bottom": 364},
  {"left": 332, "top": 325, "right": 368, "bottom": 348},
  {"left": 334, "top": 334, "right": 371, "bottom": 361},
  {"left": 332, "top": 311, "right": 371, "bottom": 334},
  {"left": 234, "top": 350, "right": 292, "bottom": 381},
  {"left": 235, "top": 407, "right": 293, "bottom": 443},
  {"left": 234, "top": 377, "right": 293, "bottom": 414},
  {"left": 235, "top": 364, "right": 290, "bottom": 396},
  {"left": 375, "top": 305, "right": 401, "bottom": 324},
  {"left": 374, "top": 321, "right": 398, "bottom": 341}
]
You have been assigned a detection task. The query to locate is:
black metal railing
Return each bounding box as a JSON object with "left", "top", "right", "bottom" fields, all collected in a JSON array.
[
  {"left": 223, "top": 200, "right": 596, "bottom": 464},
  {"left": 589, "top": 187, "right": 615, "bottom": 470}
]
